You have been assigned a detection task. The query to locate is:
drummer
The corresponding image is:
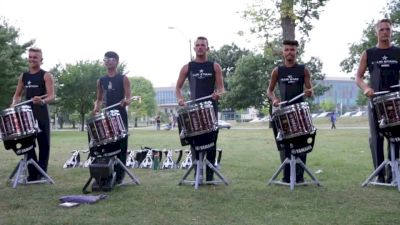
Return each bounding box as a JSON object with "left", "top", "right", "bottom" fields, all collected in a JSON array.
[
  {"left": 175, "top": 36, "right": 224, "bottom": 182},
  {"left": 11, "top": 47, "right": 56, "bottom": 181},
  {"left": 355, "top": 18, "right": 400, "bottom": 183},
  {"left": 267, "top": 40, "right": 313, "bottom": 183},
  {"left": 93, "top": 51, "right": 131, "bottom": 184}
]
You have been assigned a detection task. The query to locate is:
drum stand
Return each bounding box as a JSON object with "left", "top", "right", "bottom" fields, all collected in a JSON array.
[
  {"left": 268, "top": 154, "right": 321, "bottom": 191},
  {"left": 161, "top": 150, "right": 175, "bottom": 169},
  {"left": 9, "top": 154, "right": 55, "bottom": 188},
  {"left": 178, "top": 150, "right": 229, "bottom": 190},
  {"left": 82, "top": 156, "right": 140, "bottom": 193},
  {"left": 362, "top": 141, "right": 400, "bottom": 191},
  {"left": 180, "top": 150, "right": 192, "bottom": 169}
]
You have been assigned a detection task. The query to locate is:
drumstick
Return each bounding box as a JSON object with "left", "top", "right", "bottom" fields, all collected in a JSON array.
[
  {"left": 184, "top": 94, "right": 213, "bottom": 104},
  {"left": 373, "top": 91, "right": 390, "bottom": 96},
  {"left": 102, "top": 96, "right": 141, "bottom": 111},
  {"left": 287, "top": 83, "right": 320, "bottom": 104},
  {"left": 390, "top": 84, "right": 400, "bottom": 88},
  {"left": 14, "top": 94, "right": 48, "bottom": 107}
]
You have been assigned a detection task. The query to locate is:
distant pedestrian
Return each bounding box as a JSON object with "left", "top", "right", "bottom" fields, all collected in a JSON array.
[
  {"left": 156, "top": 115, "right": 161, "bottom": 131},
  {"left": 330, "top": 111, "right": 337, "bottom": 129}
]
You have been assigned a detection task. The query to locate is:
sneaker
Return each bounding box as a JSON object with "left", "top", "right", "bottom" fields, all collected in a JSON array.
[
  {"left": 376, "top": 176, "right": 385, "bottom": 183},
  {"left": 281, "top": 178, "right": 290, "bottom": 183},
  {"left": 296, "top": 177, "right": 305, "bottom": 183}
]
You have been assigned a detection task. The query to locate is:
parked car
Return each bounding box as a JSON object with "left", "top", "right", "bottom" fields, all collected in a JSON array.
[
  {"left": 317, "top": 112, "right": 333, "bottom": 118},
  {"left": 340, "top": 111, "right": 355, "bottom": 118},
  {"left": 351, "top": 111, "right": 367, "bottom": 117},
  {"left": 218, "top": 120, "right": 231, "bottom": 129}
]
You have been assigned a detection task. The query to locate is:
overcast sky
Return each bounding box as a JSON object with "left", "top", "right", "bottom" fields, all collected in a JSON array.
[{"left": 0, "top": 0, "right": 387, "bottom": 87}]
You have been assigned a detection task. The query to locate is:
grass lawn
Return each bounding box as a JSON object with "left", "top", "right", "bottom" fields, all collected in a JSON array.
[{"left": 0, "top": 117, "right": 399, "bottom": 225}]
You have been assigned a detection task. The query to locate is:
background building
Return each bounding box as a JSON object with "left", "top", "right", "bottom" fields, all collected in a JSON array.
[{"left": 315, "top": 76, "right": 359, "bottom": 113}]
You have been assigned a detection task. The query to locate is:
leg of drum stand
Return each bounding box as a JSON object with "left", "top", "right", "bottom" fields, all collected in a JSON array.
[
  {"left": 361, "top": 160, "right": 389, "bottom": 187},
  {"left": 361, "top": 141, "right": 399, "bottom": 188},
  {"left": 296, "top": 157, "right": 321, "bottom": 187},
  {"left": 194, "top": 151, "right": 203, "bottom": 190},
  {"left": 114, "top": 157, "right": 140, "bottom": 185},
  {"left": 389, "top": 142, "right": 400, "bottom": 192},
  {"left": 289, "top": 155, "right": 296, "bottom": 191},
  {"left": 10, "top": 159, "right": 27, "bottom": 188},
  {"left": 9, "top": 154, "right": 55, "bottom": 188},
  {"left": 204, "top": 159, "right": 229, "bottom": 185},
  {"left": 268, "top": 157, "right": 290, "bottom": 184},
  {"left": 26, "top": 157, "right": 55, "bottom": 185},
  {"left": 178, "top": 163, "right": 196, "bottom": 185}
]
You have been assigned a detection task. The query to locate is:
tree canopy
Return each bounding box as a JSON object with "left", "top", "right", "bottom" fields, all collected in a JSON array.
[
  {"left": 129, "top": 76, "right": 157, "bottom": 127},
  {"left": 340, "top": 0, "right": 400, "bottom": 73},
  {"left": 0, "top": 18, "right": 34, "bottom": 109}
]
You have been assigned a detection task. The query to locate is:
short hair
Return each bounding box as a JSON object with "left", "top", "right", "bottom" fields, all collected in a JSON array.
[
  {"left": 28, "top": 47, "right": 42, "bottom": 54},
  {"left": 196, "top": 36, "right": 209, "bottom": 47},
  {"left": 376, "top": 18, "right": 392, "bottom": 32},
  {"left": 282, "top": 40, "right": 299, "bottom": 47},
  {"left": 104, "top": 51, "right": 119, "bottom": 60}
]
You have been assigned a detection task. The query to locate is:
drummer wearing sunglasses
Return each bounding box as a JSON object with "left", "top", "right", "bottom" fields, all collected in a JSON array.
[{"left": 93, "top": 51, "right": 131, "bottom": 185}]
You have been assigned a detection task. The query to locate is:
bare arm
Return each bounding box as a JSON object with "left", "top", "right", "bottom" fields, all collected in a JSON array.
[
  {"left": 175, "top": 64, "right": 188, "bottom": 106},
  {"left": 121, "top": 75, "right": 132, "bottom": 107},
  {"left": 304, "top": 67, "right": 313, "bottom": 97},
  {"left": 93, "top": 80, "right": 103, "bottom": 114},
  {"left": 212, "top": 62, "right": 225, "bottom": 101},
  {"left": 11, "top": 73, "right": 25, "bottom": 107},
  {"left": 267, "top": 67, "right": 279, "bottom": 106},
  {"left": 355, "top": 51, "right": 373, "bottom": 97}
]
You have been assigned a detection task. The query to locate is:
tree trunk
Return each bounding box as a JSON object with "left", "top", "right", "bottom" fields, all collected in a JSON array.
[
  {"left": 280, "top": 0, "right": 296, "bottom": 40},
  {"left": 80, "top": 113, "right": 85, "bottom": 131}
]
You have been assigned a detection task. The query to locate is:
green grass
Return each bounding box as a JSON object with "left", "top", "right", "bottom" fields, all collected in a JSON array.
[{"left": 0, "top": 119, "right": 399, "bottom": 225}]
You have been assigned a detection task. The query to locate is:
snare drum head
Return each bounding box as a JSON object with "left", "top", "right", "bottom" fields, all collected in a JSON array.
[
  {"left": 107, "top": 110, "right": 120, "bottom": 117},
  {"left": 86, "top": 113, "right": 107, "bottom": 124},
  {"left": 373, "top": 91, "right": 400, "bottom": 103},
  {"left": 1, "top": 107, "right": 16, "bottom": 116},
  {"left": 18, "top": 105, "right": 32, "bottom": 111}
]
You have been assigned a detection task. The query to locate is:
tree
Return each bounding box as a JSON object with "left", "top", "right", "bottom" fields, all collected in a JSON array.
[
  {"left": 0, "top": 18, "right": 34, "bottom": 108},
  {"left": 208, "top": 43, "right": 250, "bottom": 90},
  {"left": 208, "top": 43, "right": 251, "bottom": 109},
  {"left": 129, "top": 76, "right": 157, "bottom": 127},
  {"left": 224, "top": 53, "right": 274, "bottom": 110},
  {"left": 356, "top": 89, "right": 368, "bottom": 107},
  {"left": 320, "top": 99, "right": 335, "bottom": 112},
  {"left": 243, "top": 0, "right": 329, "bottom": 48},
  {"left": 226, "top": 0, "right": 328, "bottom": 111},
  {"left": 57, "top": 61, "right": 106, "bottom": 131},
  {"left": 340, "top": 0, "right": 400, "bottom": 73}
]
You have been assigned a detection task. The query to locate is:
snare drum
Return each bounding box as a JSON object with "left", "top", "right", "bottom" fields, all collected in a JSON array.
[
  {"left": 87, "top": 110, "right": 127, "bottom": 147},
  {"left": 177, "top": 101, "right": 217, "bottom": 138},
  {"left": 0, "top": 105, "right": 37, "bottom": 141},
  {"left": 273, "top": 102, "right": 315, "bottom": 140},
  {"left": 373, "top": 91, "right": 400, "bottom": 129}
]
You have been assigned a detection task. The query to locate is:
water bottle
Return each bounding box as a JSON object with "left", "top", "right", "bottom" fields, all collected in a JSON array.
[{"left": 153, "top": 151, "right": 159, "bottom": 170}]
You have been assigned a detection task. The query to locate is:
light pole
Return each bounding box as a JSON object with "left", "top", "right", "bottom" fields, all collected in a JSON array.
[{"left": 168, "top": 26, "right": 192, "bottom": 61}]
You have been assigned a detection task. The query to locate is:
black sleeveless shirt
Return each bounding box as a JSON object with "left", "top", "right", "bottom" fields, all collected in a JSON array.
[
  {"left": 99, "top": 74, "right": 127, "bottom": 125},
  {"left": 22, "top": 69, "right": 49, "bottom": 120},
  {"left": 187, "top": 61, "right": 216, "bottom": 100},
  {"left": 367, "top": 46, "right": 400, "bottom": 92},
  {"left": 277, "top": 64, "right": 305, "bottom": 104}
]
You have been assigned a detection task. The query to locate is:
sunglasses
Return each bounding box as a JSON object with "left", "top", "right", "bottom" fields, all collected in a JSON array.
[{"left": 103, "top": 57, "right": 117, "bottom": 62}]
